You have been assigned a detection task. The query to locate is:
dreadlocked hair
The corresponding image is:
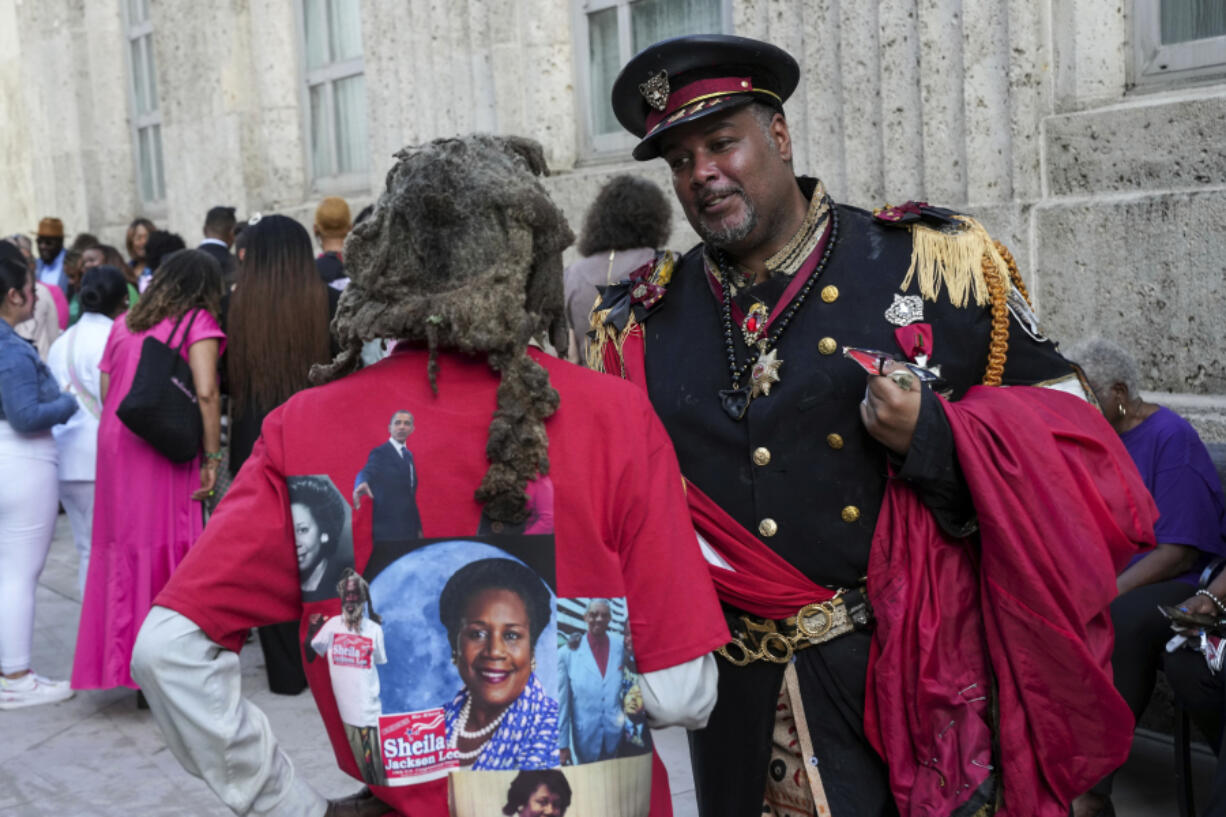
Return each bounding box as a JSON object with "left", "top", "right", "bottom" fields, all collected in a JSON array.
[
  {"left": 311, "top": 135, "right": 575, "bottom": 524},
  {"left": 125, "top": 249, "right": 224, "bottom": 332}
]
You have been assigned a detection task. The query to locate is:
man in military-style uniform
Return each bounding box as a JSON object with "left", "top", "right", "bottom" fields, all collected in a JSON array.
[{"left": 592, "top": 35, "right": 1156, "bottom": 817}]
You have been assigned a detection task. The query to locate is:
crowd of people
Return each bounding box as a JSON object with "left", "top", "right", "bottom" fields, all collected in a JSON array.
[
  {"left": 0, "top": 196, "right": 362, "bottom": 708},
  {"left": 0, "top": 32, "right": 1224, "bottom": 817}
]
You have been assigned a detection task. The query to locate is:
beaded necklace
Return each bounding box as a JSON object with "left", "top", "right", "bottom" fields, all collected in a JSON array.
[
  {"left": 715, "top": 200, "right": 839, "bottom": 421},
  {"left": 447, "top": 693, "right": 509, "bottom": 761}
]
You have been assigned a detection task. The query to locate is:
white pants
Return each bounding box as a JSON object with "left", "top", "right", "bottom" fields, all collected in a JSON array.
[
  {"left": 0, "top": 422, "right": 60, "bottom": 674},
  {"left": 59, "top": 480, "right": 94, "bottom": 597}
]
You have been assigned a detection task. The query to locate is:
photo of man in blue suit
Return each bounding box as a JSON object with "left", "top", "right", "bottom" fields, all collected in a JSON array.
[{"left": 353, "top": 410, "right": 423, "bottom": 542}]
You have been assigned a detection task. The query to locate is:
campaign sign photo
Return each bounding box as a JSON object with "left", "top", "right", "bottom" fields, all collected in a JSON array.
[
  {"left": 360, "top": 535, "right": 560, "bottom": 785},
  {"left": 379, "top": 708, "right": 456, "bottom": 780}
]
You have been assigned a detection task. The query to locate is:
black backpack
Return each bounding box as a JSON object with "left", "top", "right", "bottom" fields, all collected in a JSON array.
[{"left": 116, "top": 310, "right": 204, "bottom": 462}]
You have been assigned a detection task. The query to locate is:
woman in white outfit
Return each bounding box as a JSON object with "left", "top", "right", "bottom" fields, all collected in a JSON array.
[
  {"left": 0, "top": 243, "right": 77, "bottom": 709},
  {"left": 46, "top": 266, "right": 130, "bottom": 595}
]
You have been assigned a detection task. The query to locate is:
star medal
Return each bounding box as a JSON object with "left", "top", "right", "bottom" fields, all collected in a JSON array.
[
  {"left": 741, "top": 302, "right": 769, "bottom": 346},
  {"left": 884, "top": 293, "right": 923, "bottom": 326},
  {"left": 749, "top": 347, "right": 783, "bottom": 397}
]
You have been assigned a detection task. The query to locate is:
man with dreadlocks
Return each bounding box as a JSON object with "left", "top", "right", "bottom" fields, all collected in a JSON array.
[
  {"left": 590, "top": 34, "right": 1158, "bottom": 817},
  {"left": 130, "top": 134, "right": 728, "bottom": 817}
]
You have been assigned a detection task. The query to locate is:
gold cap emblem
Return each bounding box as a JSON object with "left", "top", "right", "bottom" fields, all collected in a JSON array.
[{"left": 639, "top": 70, "right": 670, "bottom": 112}]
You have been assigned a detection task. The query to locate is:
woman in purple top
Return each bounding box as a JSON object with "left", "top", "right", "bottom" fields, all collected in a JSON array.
[{"left": 1068, "top": 337, "right": 1226, "bottom": 817}]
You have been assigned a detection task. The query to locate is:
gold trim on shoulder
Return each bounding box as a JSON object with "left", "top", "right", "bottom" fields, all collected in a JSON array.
[{"left": 901, "top": 215, "right": 1004, "bottom": 308}]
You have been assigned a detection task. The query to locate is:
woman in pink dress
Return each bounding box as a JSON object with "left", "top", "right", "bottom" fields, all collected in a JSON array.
[{"left": 72, "top": 249, "right": 225, "bottom": 691}]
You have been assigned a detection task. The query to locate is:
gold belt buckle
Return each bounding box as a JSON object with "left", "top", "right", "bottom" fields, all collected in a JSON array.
[{"left": 795, "top": 600, "right": 838, "bottom": 640}]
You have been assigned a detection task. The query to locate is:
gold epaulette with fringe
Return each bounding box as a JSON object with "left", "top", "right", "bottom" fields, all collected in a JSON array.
[
  {"left": 585, "top": 251, "right": 675, "bottom": 375},
  {"left": 891, "top": 211, "right": 1035, "bottom": 386}
]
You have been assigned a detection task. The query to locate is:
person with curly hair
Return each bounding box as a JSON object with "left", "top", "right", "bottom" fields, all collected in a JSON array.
[
  {"left": 131, "top": 135, "right": 727, "bottom": 817},
  {"left": 72, "top": 249, "right": 225, "bottom": 693},
  {"left": 502, "top": 769, "right": 571, "bottom": 817},
  {"left": 563, "top": 175, "right": 672, "bottom": 362}
]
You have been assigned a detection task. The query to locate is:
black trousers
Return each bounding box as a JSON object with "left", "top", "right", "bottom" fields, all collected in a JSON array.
[
  {"left": 689, "top": 630, "right": 896, "bottom": 817},
  {"left": 257, "top": 620, "right": 307, "bottom": 695},
  {"left": 1094, "top": 580, "right": 1201, "bottom": 795},
  {"left": 1167, "top": 636, "right": 1226, "bottom": 815}
]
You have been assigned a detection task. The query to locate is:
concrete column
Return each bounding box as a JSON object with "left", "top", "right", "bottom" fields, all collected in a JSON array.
[
  {"left": 150, "top": 0, "right": 252, "bottom": 233},
  {"left": 962, "top": 0, "right": 1013, "bottom": 204},
  {"left": 838, "top": 0, "right": 884, "bottom": 204},
  {"left": 798, "top": 0, "right": 847, "bottom": 196},
  {"left": 917, "top": 0, "right": 967, "bottom": 204},
  {"left": 878, "top": 0, "right": 925, "bottom": 201}
]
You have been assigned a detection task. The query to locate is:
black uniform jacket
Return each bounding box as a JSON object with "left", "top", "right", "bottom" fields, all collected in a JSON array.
[{"left": 635, "top": 184, "right": 1078, "bottom": 816}]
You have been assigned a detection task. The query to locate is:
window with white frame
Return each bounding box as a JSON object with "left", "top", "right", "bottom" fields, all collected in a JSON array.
[
  {"left": 575, "top": 0, "right": 729, "bottom": 157},
  {"left": 124, "top": 0, "right": 165, "bottom": 204},
  {"left": 1134, "top": 0, "right": 1226, "bottom": 85},
  {"left": 302, "top": 0, "right": 370, "bottom": 186}
]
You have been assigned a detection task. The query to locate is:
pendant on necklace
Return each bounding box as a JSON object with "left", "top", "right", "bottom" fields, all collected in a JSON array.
[
  {"left": 718, "top": 385, "right": 752, "bottom": 420},
  {"left": 749, "top": 347, "right": 783, "bottom": 398},
  {"left": 741, "top": 302, "right": 769, "bottom": 346}
]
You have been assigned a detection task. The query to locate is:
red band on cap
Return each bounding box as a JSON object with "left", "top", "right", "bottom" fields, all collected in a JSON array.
[{"left": 645, "top": 76, "right": 755, "bottom": 134}]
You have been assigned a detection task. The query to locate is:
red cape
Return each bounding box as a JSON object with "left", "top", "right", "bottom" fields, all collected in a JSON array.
[{"left": 864, "top": 386, "right": 1156, "bottom": 816}]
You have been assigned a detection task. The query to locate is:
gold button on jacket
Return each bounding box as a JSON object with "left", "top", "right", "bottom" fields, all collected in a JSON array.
[
  {"left": 841, "top": 505, "right": 861, "bottom": 523},
  {"left": 752, "top": 447, "right": 771, "bottom": 466},
  {"left": 759, "top": 518, "right": 778, "bottom": 537},
  {"left": 826, "top": 433, "right": 844, "bottom": 450},
  {"left": 820, "top": 285, "right": 839, "bottom": 303},
  {"left": 818, "top": 337, "right": 837, "bottom": 355}
]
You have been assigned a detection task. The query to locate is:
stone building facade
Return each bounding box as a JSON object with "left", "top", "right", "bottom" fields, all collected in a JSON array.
[{"left": 1, "top": 0, "right": 1223, "bottom": 432}]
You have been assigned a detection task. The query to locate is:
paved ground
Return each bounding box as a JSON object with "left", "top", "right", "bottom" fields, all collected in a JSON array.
[{"left": 0, "top": 514, "right": 1216, "bottom": 815}]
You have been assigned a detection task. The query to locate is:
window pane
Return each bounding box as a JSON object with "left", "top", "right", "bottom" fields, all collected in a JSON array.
[
  {"left": 138, "top": 126, "right": 155, "bottom": 202},
  {"left": 131, "top": 37, "right": 149, "bottom": 115},
  {"left": 588, "top": 7, "right": 620, "bottom": 137},
  {"left": 309, "top": 83, "right": 333, "bottom": 177},
  {"left": 329, "top": 0, "right": 364, "bottom": 62},
  {"left": 139, "top": 0, "right": 150, "bottom": 23},
  {"left": 631, "top": 0, "right": 723, "bottom": 53},
  {"left": 304, "top": 0, "right": 329, "bottom": 70},
  {"left": 1161, "top": 0, "right": 1226, "bottom": 43},
  {"left": 333, "top": 74, "right": 370, "bottom": 174},
  {"left": 144, "top": 34, "right": 159, "bottom": 112},
  {"left": 152, "top": 123, "right": 166, "bottom": 201}
]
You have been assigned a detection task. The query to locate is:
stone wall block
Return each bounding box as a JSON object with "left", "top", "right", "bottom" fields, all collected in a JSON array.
[
  {"left": 1036, "top": 190, "right": 1226, "bottom": 394},
  {"left": 917, "top": 0, "right": 967, "bottom": 205},
  {"left": 1044, "top": 92, "right": 1226, "bottom": 197}
]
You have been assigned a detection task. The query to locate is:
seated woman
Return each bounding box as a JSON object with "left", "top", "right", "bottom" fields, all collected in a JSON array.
[
  {"left": 1068, "top": 337, "right": 1226, "bottom": 817},
  {"left": 502, "top": 769, "right": 571, "bottom": 817},
  {"left": 439, "top": 558, "right": 557, "bottom": 771}
]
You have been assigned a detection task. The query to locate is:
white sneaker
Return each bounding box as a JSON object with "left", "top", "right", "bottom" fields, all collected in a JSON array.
[{"left": 0, "top": 671, "right": 75, "bottom": 710}]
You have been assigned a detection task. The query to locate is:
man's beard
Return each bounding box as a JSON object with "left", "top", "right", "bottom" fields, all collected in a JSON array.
[
  {"left": 694, "top": 189, "right": 758, "bottom": 249},
  {"left": 343, "top": 606, "right": 363, "bottom": 631}
]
